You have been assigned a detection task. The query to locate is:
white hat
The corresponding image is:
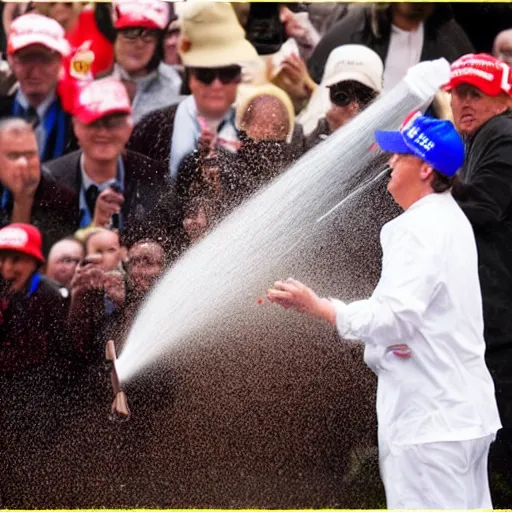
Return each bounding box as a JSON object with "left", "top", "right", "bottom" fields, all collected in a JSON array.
[
  {"left": 323, "top": 45, "right": 383, "bottom": 91},
  {"left": 8, "top": 13, "right": 70, "bottom": 57}
]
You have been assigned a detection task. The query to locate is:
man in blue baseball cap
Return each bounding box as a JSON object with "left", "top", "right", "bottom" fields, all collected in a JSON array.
[{"left": 267, "top": 112, "right": 501, "bottom": 509}]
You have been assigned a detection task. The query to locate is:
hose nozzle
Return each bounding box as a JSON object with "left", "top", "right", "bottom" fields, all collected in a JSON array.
[{"left": 106, "top": 340, "right": 130, "bottom": 421}]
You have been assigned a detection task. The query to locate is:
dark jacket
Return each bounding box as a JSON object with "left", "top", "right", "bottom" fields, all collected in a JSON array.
[
  {"left": 453, "top": 110, "right": 512, "bottom": 354},
  {"left": 0, "top": 273, "right": 68, "bottom": 374},
  {"left": 126, "top": 103, "right": 178, "bottom": 168},
  {"left": 0, "top": 93, "right": 77, "bottom": 162},
  {"left": 43, "top": 149, "right": 185, "bottom": 256},
  {"left": 0, "top": 170, "right": 77, "bottom": 257},
  {"left": 308, "top": 4, "right": 474, "bottom": 85},
  {"left": 452, "top": 110, "right": 512, "bottom": 425}
]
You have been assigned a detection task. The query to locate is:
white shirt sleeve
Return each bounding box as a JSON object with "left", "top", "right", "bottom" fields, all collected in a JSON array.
[{"left": 331, "top": 228, "right": 442, "bottom": 346}]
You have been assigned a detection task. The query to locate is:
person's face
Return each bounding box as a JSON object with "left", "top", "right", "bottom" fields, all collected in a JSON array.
[
  {"left": 163, "top": 26, "right": 181, "bottom": 66},
  {"left": 183, "top": 205, "right": 209, "bottom": 242},
  {"left": 126, "top": 242, "right": 164, "bottom": 294},
  {"left": 188, "top": 66, "right": 241, "bottom": 119},
  {"left": 392, "top": 3, "right": 434, "bottom": 22},
  {"left": 73, "top": 113, "right": 133, "bottom": 162},
  {"left": 386, "top": 153, "right": 425, "bottom": 207},
  {"left": 86, "top": 230, "right": 121, "bottom": 272},
  {"left": 48, "top": 2, "right": 77, "bottom": 31},
  {"left": 9, "top": 44, "right": 62, "bottom": 102},
  {"left": 0, "top": 129, "right": 40, "bottom": 191},
  {"left": 115, "top": 27, "right": 159, "bottom": 76},
  {"left": 242, "top": 96, "right": 290, "bottom": 141},
  {"left": 495, "top": 34, "right": 512, "bottom": 66},
  {"left": 450, "top": 84, "right": 509, "bottom": 137},
  {"left": 0, "top": 250, "right": 38, "bottom": 293},
  {"left": 46, "top": 240, "right": 84, "bottom": 287}
]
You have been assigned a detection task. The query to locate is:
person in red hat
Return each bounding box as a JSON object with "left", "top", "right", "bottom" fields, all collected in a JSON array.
[
  {"left": 55, "top": 2, "right": 116, "bottom": 115},
  {"left": 445, "top": 53, "right": 512, "bottom": 508},
  {"left": 43, "top": 77, "right": 183, "bottom": 258},
  {"left": 109, "top": 0, "right": 182, "bottom": 123},
  {"left": 0, "top": 223, "right": 68, "bottom": 373},
  {"left": 1, "top": 13, "right": 77, "bottom": 162}
]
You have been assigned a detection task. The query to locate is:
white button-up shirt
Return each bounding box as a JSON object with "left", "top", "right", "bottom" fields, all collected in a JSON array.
[{"left": 332, "top": 191, "right": 501, "bottom": 447}]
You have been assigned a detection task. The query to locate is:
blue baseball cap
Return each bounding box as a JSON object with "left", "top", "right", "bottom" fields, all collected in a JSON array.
[{"left": 374, "top": 112, "right": 465, "bottom": 177}]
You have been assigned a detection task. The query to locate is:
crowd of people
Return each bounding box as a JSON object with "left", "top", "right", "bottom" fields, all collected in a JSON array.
[{"left": 0, "top": 1, "right": 511, "bottom": 509}]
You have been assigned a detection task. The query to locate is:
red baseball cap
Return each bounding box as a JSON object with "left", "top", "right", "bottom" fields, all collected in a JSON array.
[
  {"left": 0, "top": 224, "right": 44, "bottom": 262},
  {"left": 7, "top": 13, "right": 70, "bottom": 57},
  {"left": 443, "top": 53, "right": 512, "bottom": 97},
  {"left": 73, "top": 77, "right": 132, "bottom": 124},
  {"left": 114, "top": 1, "right": 169, "bottom": 31}
]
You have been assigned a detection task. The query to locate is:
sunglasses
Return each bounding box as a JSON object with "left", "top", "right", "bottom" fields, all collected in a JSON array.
[
  {"left": 189, "top": 66, "right": 242, "bottom": 85},
  {"left": 329, "top": 87, "right": 355, "bottom": 107},
  {"left": 118, "top": 28, "right": 160, "bottom": 43}
]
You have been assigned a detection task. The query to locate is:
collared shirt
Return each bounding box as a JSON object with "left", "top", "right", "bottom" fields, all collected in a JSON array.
[
  {"left": 332, "top": 192, "right": 501, "bottom": 446},
  {"left": 79, "top": 153, "right": 125, "bottom": 229},
  {"left": 15, "top": 88, "right": 57, "bottom": 155}
]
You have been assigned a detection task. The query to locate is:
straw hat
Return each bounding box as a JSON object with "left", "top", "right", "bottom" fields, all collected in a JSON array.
[{"left": 178, "top": 2, "right": 258, "bottom": 68}]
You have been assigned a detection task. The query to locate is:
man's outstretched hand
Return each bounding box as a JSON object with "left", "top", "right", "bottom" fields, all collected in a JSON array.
[{"left": 266, "top": 278, "right": 336, "bottom": 325}]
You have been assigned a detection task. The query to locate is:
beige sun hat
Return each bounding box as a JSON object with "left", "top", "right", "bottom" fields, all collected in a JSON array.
[{"left": 178, "top": 2, "right": 259, "bottom": 68}]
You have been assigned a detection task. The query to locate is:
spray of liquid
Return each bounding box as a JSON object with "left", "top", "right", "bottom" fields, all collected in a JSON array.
[{"left": 116, "top": 60, "right": 451, "bottom": 384}]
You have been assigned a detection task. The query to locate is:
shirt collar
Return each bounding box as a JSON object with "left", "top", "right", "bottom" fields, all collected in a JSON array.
[
  {"left": 16, "top": 88, "right": 57, "bottom": 118},
  {"left": 80, "top": 153, "right": 118, "bottom": 191}
]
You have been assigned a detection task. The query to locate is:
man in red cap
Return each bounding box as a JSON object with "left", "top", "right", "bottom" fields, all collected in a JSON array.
[
  {"left": 1, "top": 13, "right": 77, "bottom": 161},
  {"left": 0, "top": 223, "right": 67, "bottom": 373},
  {"left": 445, "top": 53, "right": 512, "bottom": 507},
  {"left": 43, "top": 77, "right": 183, "bottom": 257}
]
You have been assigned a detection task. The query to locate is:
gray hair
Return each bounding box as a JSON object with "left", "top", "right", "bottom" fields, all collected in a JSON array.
[{"left": 0, "top": 117, "right": 35, "bottom": 136}]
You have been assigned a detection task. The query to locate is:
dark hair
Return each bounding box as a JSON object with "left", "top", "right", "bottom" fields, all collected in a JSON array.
[
  {"left": 431, "top": 170, "right": 458, "bottom": 193},
  {"left": 114, "top": 22, "right": 170, "bottom": 73}
]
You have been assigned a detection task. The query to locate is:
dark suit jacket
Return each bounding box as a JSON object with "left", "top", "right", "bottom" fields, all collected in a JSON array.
[
  {"left": 0, "top": 170, "right": 77, "bottom": 257},
  {"left": 43, "top": 149, "right": 185, "bottom": 257}
]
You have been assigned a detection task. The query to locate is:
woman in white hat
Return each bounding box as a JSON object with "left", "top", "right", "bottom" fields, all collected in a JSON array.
[{"left": 297, "top": 45, "right": 383, "bottom": 152}]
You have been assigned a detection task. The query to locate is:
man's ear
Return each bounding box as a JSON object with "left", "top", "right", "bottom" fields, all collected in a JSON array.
[{"left": 420, "top": 162, "right": 435, "bottom": 182}]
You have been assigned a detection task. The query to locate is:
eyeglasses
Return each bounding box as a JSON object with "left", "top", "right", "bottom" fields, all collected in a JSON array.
[
  {"left": 118, "top": 28, "right": 160, "bottom": 43},
  {"left": 189, "top": 66, "right": 242, "bottom": 85},
  {"left": 88, "top": 114, "right": 129, "bottom": 130}
]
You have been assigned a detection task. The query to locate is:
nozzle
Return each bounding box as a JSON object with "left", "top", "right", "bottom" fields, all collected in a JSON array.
[{"left": 106, "top": 340, "right": 130, "bottom": 421}]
